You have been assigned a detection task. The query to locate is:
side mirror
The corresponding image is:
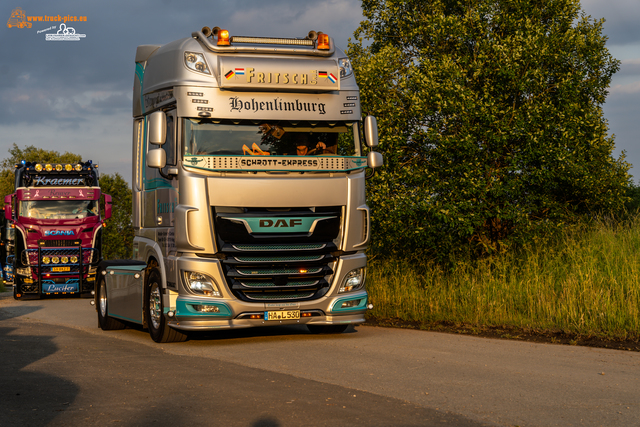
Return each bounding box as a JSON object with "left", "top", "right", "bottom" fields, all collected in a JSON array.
[
  {"left": 148, "top": 111, "right": 166, "bottom": 145},
  {"left": 367, "top": 151, "right": 383, "bottom": 169},
  {"left": 147, "top": 148, "right": 167, "bottom": 169},
  {"left": 4, "top": 195, "right": 12, "bottom": 220},
  {"left": 104, "top": 194, "right": 112, "bottom": 220},
  {"left": 364, "top": 115, "right": 379, "bottom": 148}
]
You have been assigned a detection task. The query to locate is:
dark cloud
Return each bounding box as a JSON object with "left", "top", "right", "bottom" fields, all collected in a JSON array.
[
  {"left": 582, "top": 0, "right": 640, "bottom": 47},
  {"left": 0, "top": 0, "right": 364, "bottom": 182},
  {"left": 1, "top": 0, "right": 639, "bottom": 179},
  {"left": 618, "top": 59, "right": 640, "bottom": 77}
]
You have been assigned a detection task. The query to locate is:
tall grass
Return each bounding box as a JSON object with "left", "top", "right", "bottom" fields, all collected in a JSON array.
[{"left": 366, "top": 215, "right": 640, "bottom": 341}]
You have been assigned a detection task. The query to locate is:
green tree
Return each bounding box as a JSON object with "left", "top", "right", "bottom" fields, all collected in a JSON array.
[
  {"left": 350, "top": 0, "right": 630, "bottom": 261},
  {"left": 1, "top": 143, "right": 82, "bottom": 199},
  {"left": 99, "top": 173, "right": 133, "bottom": 260}
]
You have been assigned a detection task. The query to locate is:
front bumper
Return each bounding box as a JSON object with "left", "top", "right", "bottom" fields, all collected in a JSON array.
[{"left": 167, "top": 291, "right": 368, "bottom": 331}]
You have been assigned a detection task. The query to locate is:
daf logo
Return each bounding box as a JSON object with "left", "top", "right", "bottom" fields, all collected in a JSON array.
[
  {"left": 259, "top": 219, "right": 303, "bottom": 228},
  {"left": 44, "top": 230, "right": 75, "bottom": 237}
]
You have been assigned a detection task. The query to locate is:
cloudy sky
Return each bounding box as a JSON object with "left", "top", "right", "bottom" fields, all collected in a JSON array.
[{"left": 1, "top": 0, "right": 638, "bottom": 183}]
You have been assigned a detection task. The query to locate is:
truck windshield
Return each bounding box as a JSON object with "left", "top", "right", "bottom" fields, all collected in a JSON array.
[
  {"left": 183, "top": 119, "right": 358, "bottom": 156},
  {"left": 19, "top": 200, "right": 99, "bottom": 220}
]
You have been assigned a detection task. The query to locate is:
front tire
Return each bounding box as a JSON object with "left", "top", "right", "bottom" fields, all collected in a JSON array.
[
  {"left": 146, "top": 269, "right": 187, "bottom": 343},
  {"left": 97, "top": 276, "right": 125, "bottom": 330}
]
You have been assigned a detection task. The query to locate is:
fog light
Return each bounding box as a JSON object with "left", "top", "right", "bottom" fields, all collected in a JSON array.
[
  {"left": 42, "top": 256, "right": 51, "bottom": 264},
  {"left": 61, "top": 256, "right": 69, "bottom": 264},
  {"left": 341, "top": 299, "right": 362, "bottom": 308},
  {"left": 51, "top": 256, "right": 60, "bottom": 264},
  {"left": 192, "top": 305, "right": 220, "bottom": 313}
]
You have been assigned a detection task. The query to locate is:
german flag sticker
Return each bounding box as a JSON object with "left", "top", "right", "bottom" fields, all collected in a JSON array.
[{"left": 225, "top": 70, "right": 235, "bottom": 80}]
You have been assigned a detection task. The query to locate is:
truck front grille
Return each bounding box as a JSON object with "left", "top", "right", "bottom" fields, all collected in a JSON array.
[{"left": 215, "top": 206, "right": 341, "bottom": 303}]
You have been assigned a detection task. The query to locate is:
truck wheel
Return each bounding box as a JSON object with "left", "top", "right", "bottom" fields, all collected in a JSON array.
[
  {"left": 146, "top": 269, "right": 187, "bottom": 343},
  {"left": 307, "top": 324, "right": 349, "bottom": 334},
  {"left": 97, "top": 276, "right": 125, "bottom": 330}
]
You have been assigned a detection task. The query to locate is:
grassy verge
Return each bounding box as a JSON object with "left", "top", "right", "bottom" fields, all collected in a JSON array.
[{"left": 365, "top": 215, "right": 640, "bottom": 344}]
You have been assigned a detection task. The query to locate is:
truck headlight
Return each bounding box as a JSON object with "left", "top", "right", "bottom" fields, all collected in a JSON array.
[
  {"left": 16, "top": 267, "right": 32, "bottom": 276},
  {"left": 183, "top": 271, "right": 221, "bottom": 297},
  {"left": 338, "top": 58, "right": 353, "bottom": 78},
  {"left": 339, "top": 267, "right": 365, "bottom": 293}
]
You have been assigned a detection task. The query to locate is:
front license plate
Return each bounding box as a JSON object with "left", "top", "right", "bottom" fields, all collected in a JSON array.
[
  {"left": 265, "top": 310, "right": 300, "bottom": 321},
  {"left": 51, "top": 267, "right": 71, "bottom": 272}
]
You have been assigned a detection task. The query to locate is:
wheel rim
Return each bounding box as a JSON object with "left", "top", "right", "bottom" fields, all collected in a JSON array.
[
  {"left": 149, "top": 284, "right": 162, "bottom": 330},
  {"left": 99, "top": 280, "right": 107, "bottom": 317}
]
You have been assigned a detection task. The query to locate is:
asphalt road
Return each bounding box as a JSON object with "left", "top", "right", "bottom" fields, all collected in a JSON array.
[{"left": 0, "top": 291, "right": 638, "bottom": 426}]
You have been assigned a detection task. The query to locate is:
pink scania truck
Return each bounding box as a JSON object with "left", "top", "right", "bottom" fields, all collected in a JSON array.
[{"left": 4, "top": 160, "right": 111, "bottom": 299}]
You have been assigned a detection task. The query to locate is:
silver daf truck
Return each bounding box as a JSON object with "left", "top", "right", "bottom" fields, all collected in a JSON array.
[{"left": 94, "top": 26, "right": 382, "bottom": 343}]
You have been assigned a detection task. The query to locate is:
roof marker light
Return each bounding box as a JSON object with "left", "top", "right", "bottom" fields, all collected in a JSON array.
[
  {"left": 217, "top": 29, "right": 230, "bottom": 46},
  {"left": 317, "top": 33, "right": 330, "bottom": 50}
]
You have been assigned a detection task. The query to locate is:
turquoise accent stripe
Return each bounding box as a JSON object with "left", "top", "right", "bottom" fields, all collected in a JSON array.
[
  {"left": 143, "top": 178, "right": 175, "bottom": 190},
  {"left": 175, "top": 297, "right": 232, "bottom": 318},
  {"left": 106, "top": 265, "right": 146, "bottom": 272},
  {"left": 224, "top": 216, "right": 334, "bottom": 234},
  {"left": 330, "top": 295, "right": 368, "bottom": 313},
  {"left": 109, "top": 313, "right": 142, "bottom": 324},
  {"left": 135, "top": 63, "right": 145, "bottom": 114}
]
